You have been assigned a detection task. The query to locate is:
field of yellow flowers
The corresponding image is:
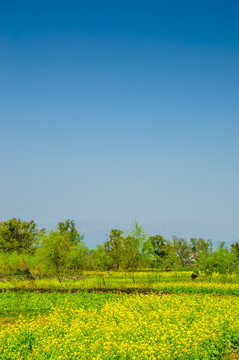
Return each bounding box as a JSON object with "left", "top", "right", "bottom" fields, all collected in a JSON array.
[
  {"left": 0, "top": 291, "right": 239, "bottom": 359},
  {"left": 1, "top": 272, "right": 239, "bottom": 359}
]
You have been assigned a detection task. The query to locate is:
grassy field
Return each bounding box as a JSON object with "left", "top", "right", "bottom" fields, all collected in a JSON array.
[
  {"left": 1, "top": 271, "right": 239, "bottom": 295},
  {"left": 0, "top": 272, "right": 239, "bottom": 359}
]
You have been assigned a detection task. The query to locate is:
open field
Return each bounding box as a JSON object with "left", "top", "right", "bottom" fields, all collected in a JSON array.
[
  {"left": 1, "top": 271, "right": 239, "bottom": 295},
  {"left": 1, "top": 272, "right": 239, "bottom": 359},
  {"left": 1, "top": 293, "right": 239, "bottom": 359}
]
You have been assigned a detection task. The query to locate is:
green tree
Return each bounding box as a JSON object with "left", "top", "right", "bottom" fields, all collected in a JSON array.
[
  {"left": 57, "top": 219, "right": 83, "bottom": 245},
  {"left": 197, "top": 251, "right": 216, "bottom": 277},
  {"left": 128, "top": 219, "right": 148, "bottom": 253},
  {"left": 213, "top": 244, "right": 238, "bottom": 276},
  {"left": 67, "top": 242, "right": 89, "bottom": 274},
  {"left": 0, "top": 218, "right": 45, "bottom": 254},
  {"left": 91, "top": 245, "right": 111, "bottom": 271},
  {"left": 36, "top": 221, "right": 87, "bottom": 282},
  {"left": 121, "top": 236, "right": 142, "bottom": 281},
  {"left": 172, "top": 236, "right": 190, "bottom": 267},
  {"left": 189, "top": 238, "right": 212, "bottom": 259},
  {"left": 142, "top": 235, "right": 167, "bottom": 268},
  {"left": 103, "top": 229, "right": 124, "bottom": 269},
  {"left": 163, "top": 240, "right": 181, "bottom": 271},
  {"left": 36, "top": 230, "right": 73, "bottom": 282},
  {"left": 231, "top": 241, "right": 239, "bottom": 259}
]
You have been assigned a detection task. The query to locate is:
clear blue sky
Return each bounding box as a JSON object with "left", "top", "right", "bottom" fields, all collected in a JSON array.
[{"left": 1, "top": 0, "right": 239, "bottom": 244}]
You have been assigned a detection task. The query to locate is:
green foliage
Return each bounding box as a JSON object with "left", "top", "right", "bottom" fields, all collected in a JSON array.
[
  {"left": 142, "top": 235, "right": 168, "bottom": 268},
  {"left": 189, "top": 238, "right": 212, "bottom": 258},
  {"left": 172, "top": 236, "right": 190, "bottom": 267},
  {"left": 1, "top": 218, "right": 238, "bottom": 281},
  {"left": 0, "top": 218, "right": 45, "bottom": 254},
  {"left": 36, "top": 222, "right": 87, "bottom": 282},
  {"left": 91, "top": 245, "right": 112, "bottom": 270},
  {"left": 128, "top": 219, "right": 148, "bottom": 253},
  {"left": 57, "top": 219, "right": 84, "bottom": 245},
  {"left": 36, "top": 231, "right": 72, "bottom": 282},
  {"left": 197, "top": 251, "right": 217, "bottom": 276},
  {"left": 103, "top": 229, "right": 124, "bottom": 269},
  {"left": 162, "top": 241, "right": 182, "bottom": 271},
  {"left": 121, "top": 236, "right": 141, "bottom": 274},
  {"left": 213, "top": 246, "right": 238, "bottom": 275},
  {"left": 67, "top": 242, "right": 89, "bottom": 274},
  {"left": 197, "top": 244, "right": 238, "bottom": 276},
  {"left": 0, "top": 252, "right": 36, "bottom": 278},
  {"left": 102, "top": 222, "right": 148, "bottom": 272},
  {"left": 231, "top": 241, "right": 239, "bottom": 259}
]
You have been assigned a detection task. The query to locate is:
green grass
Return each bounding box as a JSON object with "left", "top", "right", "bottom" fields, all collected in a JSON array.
[
  {"left": 1, "top": 271, "right": 239, "bottom": 295},
  {"left": 0, "top": 291, "right": 123, "bottom": 323}
]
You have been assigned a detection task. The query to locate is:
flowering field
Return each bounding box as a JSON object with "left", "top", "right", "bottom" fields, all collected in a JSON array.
[
  {"left": 0, "top": 292, "right": 239, "bottom": 359},
  {"left": 1, "top": 271, "right": 239, "bottom": 295}
]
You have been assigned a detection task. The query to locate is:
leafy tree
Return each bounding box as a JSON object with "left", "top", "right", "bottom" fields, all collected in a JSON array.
[
  {"left": 36, "top": 221, "right": 87, "bottom": 282},
  {"left": 197, "top": 251, "right": 216, "bottom": 277},
  {"left": 91, "top": 245, "right": 111, "bottom": 271},
  {"left": 121, "top": 236, "right": 142, "bottom": 281},
  {"left": 163, "top": 241, "right": 181, "bottom": 271},
  {"left": 197, "top": 242, "right": 237, "bottom": 277},
  {"left": 36, "top": 230, "right": 73, "bottom": 282},
  {"left": 149, "top": 235, "right": 167, "bottom": 257},
  {"left": 67, "top": 242, "right": 89, "bottom": 274},
  {"left": 103, "top": 229, "right": 124, "bottom": 269},
  {"left": 213, "top": 244, "right": 238, "bottom": 276},
  {"left": 102, "top": 222, "right": 147, "bottom": 274},
  {"left": 231, "top": 241, "right": 239, "bottom": 259},
  {"left": 172, "top": 236, "right": 190, "bottom": 267},
  {"left": 128, "top": 219, "right": 148, "bottom": 253},
  {"left": 57, "top": 219, "right": 83, "bottom": 245},
  {"left": 0, "top": 218, "right": 45, "bottom": 254},
  {"left": 189, "top": 238, "right": 212, "bottom": 259},
  {"left": 142, "top": 235, "right": 167, "bottom": 268}
]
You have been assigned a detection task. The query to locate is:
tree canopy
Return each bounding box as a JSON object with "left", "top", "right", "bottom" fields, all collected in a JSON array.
[{"left": 0, "top": 218, "right": 45, "bottom": 254}]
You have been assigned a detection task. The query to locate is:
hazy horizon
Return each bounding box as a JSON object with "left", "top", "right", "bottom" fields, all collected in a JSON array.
[{"left": 36, "top": 218, "right": 238, "bottom": 250}]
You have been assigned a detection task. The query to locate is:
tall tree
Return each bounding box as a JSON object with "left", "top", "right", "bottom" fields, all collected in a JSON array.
[
  {"left": 36, "top": 220, "right": 86, "bottom": 282},
  {"left": 189, "top": 238, "right": 212, "bottom": 258},
  {"left": 57, "top": 219, "right": 83, "bottom": 245},
  {"left": 142, "top": 235, "right": 167, "bottom": 268},
  {"left": 172, "top": 236, "right": 190, "bottom": 267},
  {"left": 103, "top": 229, "right": 124, "bottom": 269},
  {"left": 0, "top": 218, "right": 45, "bottom": 254},
  {"left": 128, "top": 219, "right": 148, "bottom": 253},
  {"left": 121, "top": 235, "right": 142, "bottom": 282},
  {"left": 36, "top": 229, "right": 88, "bottom": 282},
  {"left": 231, "top": 241, "right": 239, "bottom": 259},
  {"left": 36, "top": 230, "right": 73, "bottom": 283}
]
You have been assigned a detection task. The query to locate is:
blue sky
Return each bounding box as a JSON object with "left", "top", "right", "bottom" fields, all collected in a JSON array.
[{"left": 1, "top": 0, "right": 239, "bottom": 246}]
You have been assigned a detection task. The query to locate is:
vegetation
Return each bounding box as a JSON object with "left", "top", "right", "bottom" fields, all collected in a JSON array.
[
  {"left": 0, "top": 218, "right": 238, "bottom": 280},
  {"left": 1, "top": 217, "right": 239, "bottom": 358},
  {"left": 0, "top": 292, "right": 239, "bottom": 359},
  {"left": 0, "top": 218, "right": 44, "bottom": 254}
]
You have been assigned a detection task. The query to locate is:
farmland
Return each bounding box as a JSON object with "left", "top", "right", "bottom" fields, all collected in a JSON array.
[
  {"left": 1, "top": 271, "right": 239, "bottom": 295},
  {"left": 0, "top": 272, "right": 239, "bottom": 359},
  {"left": 1, "top": 219, "right": 239, "bottom": 358}
]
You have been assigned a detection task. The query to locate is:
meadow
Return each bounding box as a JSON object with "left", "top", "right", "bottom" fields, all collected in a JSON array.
[
  {"left": 1, "top": 271, "right": 239, "bottom": 295},
  {"left": 0, "top": 272, "right": 239, "bottom": 359}
]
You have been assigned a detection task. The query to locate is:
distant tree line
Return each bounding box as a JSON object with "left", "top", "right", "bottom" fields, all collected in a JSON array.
[{"left": 0, "top": 218, "right": 239, "bottom": 282}]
